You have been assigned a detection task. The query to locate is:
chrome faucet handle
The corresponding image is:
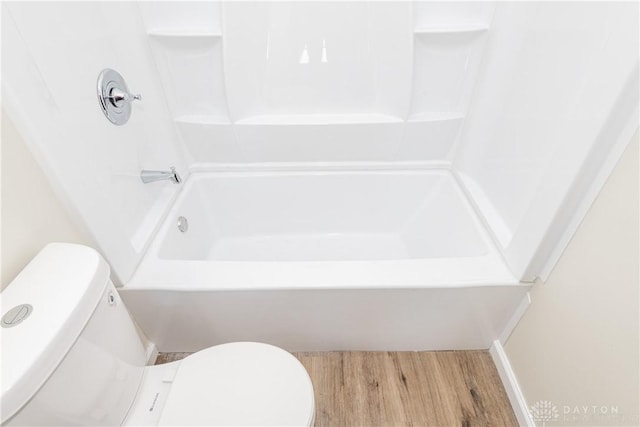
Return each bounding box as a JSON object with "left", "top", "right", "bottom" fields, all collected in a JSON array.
[
  {"left": 97, "top": 68, "right": 141, "bottom": 126},
  {"left": 107, "top": 87, "right": 142, "bottom": 107}
]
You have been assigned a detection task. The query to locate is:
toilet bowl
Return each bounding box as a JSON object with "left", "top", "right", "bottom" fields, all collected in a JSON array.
[{"left": 0, "top": 243, "right": 315, "bottom": 426}]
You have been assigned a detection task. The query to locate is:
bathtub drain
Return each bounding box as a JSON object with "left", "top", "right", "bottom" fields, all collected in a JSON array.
[{"left": 177, "top": 216, "right": 189, "bottom": 233}]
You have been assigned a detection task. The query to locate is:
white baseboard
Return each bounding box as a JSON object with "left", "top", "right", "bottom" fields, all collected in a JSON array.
[
  {"left": 145, "top": 341, "right": 159, "bottom": 366},
  {"left": 490, "top": 340, "right": 534, "bottom": 427}
]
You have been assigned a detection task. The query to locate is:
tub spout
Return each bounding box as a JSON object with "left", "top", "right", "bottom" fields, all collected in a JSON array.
[{"left": 141, "top": 167, "right": 182, "bottom": 184}]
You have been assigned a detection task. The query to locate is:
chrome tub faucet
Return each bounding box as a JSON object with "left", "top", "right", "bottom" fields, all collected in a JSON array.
[{"left": 140, "top": 166, "right": 182, "bottom": 184}]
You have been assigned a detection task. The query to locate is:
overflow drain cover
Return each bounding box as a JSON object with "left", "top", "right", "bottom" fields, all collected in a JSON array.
[
  {"left": 2, "top": 304, "right": 33, "bottom": 328},
  {"left": 177, "top": 216, "right": 189, "bottom": 233}
]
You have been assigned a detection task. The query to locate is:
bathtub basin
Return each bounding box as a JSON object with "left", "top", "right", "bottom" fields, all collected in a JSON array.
[{"left": 122, "top": 169, "right": 529, "bottom": 351}]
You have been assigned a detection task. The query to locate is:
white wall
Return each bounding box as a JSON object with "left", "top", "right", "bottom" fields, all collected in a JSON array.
[
  {"left": 3, "top": 1, "right": 637, "bottom": 286},
  {"left": 1, "top": 111, "right": 92, "bottom": 289},
  {"left": 2, "top": 2, "right": 189, "bottom": 283},
  {"left": 1, "top": 1, "right": 497, "bottom": 282},
  {"left": 505, "top": 134, "right": 639, "bottom": 426},
  {"left": 138, "top": 1, "right": 493, "bottom": 165},
  {"left": 453, "top": 2, "right": 639, "bottom": 280}
]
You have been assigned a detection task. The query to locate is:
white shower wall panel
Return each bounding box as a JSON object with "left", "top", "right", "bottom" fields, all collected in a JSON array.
[
  {"left": 452, "top": 2, "right": 639, "bottom": 279},
  {"left": 222, "top": 2, "right": 413, "bottom": 119},
  {"left": 4, "top": 1, "right": 636, "bottom": 288},
  {"left": 2, "top": 2, "right": 189, "bottom": 283},
  {"left": 3, "top": 1, "right": 496, "bottom": 282},
  {"left": 232, "top": 118, "right": 404, "bottom": 163},
  {"left": 138, "top": 1, "right": 222, "bottom": 34},
  {"left": 140, "top": 1, "right": 493, "bottom": 166}
]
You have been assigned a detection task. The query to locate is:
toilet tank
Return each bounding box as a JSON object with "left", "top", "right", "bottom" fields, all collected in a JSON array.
[{"left": 1, "top": 243, "right": 147, "bottom": 426}]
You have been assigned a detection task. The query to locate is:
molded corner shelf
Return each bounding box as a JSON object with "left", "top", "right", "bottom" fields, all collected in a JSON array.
[
  {"left": 148, "top": 30, "right": 228, "bottom": 120},
  {"left": 407, "top": 112, "right": 465, "bottom": 123},
  {"left": 176, "top": 115, "right": 231, "bottom": 125},
  {"left": 414, "top": 25, "right": 489, "bottom": 35},
  {"left": 234, "top": 114, "right": 404, "bottom": 126},
  {"left": 176, "top": 114, "right": 463, "bottom": 126},
  {"left": 147, "top": 31, "right": 222, "bottom": 41}
]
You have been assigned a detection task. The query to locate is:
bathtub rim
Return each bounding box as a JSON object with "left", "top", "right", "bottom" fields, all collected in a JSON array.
[
  {"left": 128, "top": 248, "right": 518, "bottom": 291},
  {"left": 127, "top": 168, "right": 519, "bottom": 291}
]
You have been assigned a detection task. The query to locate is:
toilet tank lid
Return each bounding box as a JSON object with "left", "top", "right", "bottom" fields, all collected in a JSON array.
[{"left": 0, "top": 243, "right": 111, "bottom": 424}]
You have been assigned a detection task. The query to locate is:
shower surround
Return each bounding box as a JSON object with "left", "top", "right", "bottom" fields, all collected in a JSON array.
[{"left": 3, "top": 1, "right": 637, "bottom": 351}]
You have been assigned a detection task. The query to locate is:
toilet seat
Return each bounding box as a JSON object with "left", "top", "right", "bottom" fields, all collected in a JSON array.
[{"left": 157, "top": 342, "right": 315, "bottom": 426}]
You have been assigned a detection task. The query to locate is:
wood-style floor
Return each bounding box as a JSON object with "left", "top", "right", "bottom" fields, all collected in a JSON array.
[{"left": 155, "top": 350, "right": 518, "bottom": 426}]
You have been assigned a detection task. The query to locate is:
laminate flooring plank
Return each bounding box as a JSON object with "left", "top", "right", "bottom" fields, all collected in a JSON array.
[{"left": 157, "top": 350, "right": 519, "bottom": 426}]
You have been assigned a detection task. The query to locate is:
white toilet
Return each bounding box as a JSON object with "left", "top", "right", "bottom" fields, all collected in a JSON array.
[{"left": 0, "top": 243, "right": 315, "bottom": 426}]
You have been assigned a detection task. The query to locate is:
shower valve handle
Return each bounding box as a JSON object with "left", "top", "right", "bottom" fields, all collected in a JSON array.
[{"left": 107, "top": 87, "right": 142, "bottom": 107}]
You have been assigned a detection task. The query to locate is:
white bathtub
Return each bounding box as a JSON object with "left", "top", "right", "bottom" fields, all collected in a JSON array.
[{"left": 122, "top": 169, "right": 530, "bottom": 352}]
